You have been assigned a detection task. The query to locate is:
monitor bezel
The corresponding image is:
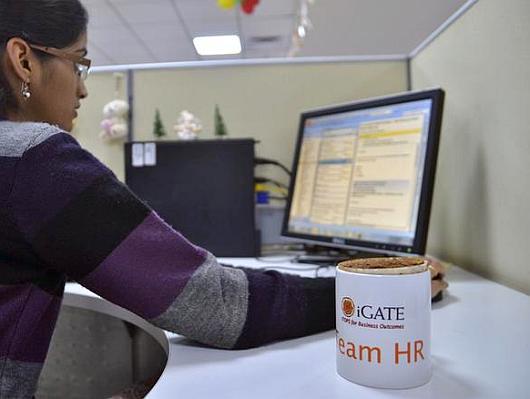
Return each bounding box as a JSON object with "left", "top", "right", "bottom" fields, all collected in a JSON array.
[{"left": 281, "top": 88, "right": 445, "bottom": 256}]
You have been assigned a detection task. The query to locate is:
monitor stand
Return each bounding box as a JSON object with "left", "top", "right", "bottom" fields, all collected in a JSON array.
[{"left": 293, "top": 245, "right": 388, "bottom": 266}]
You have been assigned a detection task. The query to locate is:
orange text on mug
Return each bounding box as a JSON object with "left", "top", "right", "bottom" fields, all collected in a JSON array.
[{"left": 337, "top": 335, "right": 425, "bottom": 365}]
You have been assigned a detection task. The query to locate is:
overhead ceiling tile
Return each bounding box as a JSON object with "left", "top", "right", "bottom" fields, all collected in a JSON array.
[
  {"left": 175, "top": 0, "right": 237, "bottom": 20},
  {"left": 131, "top": 22, "right": 198, "bottom": 61},
  {"left": 132, "top": 22, "right": 189, "bottom": 45},
  {"left": 86, "top": 42, "right": 114, "bottom": 66},
  {"left": 247, "top": 0, "right": 297, "bottom": 17},
  {"left": 150, "top": 43, "right": 199, "bottom": 61},
  {"left": 79, "top": 0, "right": 470, "bottom": 65},
  {"left": 90, "top": 24, "right": 133, "bottom": 48},
  {"left": 110, "top": 44, "right": 154, "bottom": 64},
  {"left": 109, "top": 0, "right": 178, "bottom": 24},
  {"left": 186, "top": 18, "right": 239, "bottom": 37},
  {"left": 243, "top": 35, "right": 291, "bottom": 52},
  {"left": 297, "top": 0, "right": 467, "bottom": 56},
  {"left": 91, "top": 22, "right": 159, "bottom": 59},
  {"left": 244, "top": 47, "right": 289, "bottom": 59},
  {"left": 84, "top": 1, "right": 122, "bottom": 28},
  {"left": 241, "top": 15, "right": 293, "bottom": 50},
  {"left": 199, "top": 53, "right": 242, "bottom": 61},
  {"left": 241, "top": 14, "right": 294, "bottom": 35}
]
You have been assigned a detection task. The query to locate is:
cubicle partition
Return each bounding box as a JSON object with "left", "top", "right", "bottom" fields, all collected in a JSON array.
[
  {"left": 75, "top": 59, "right": 408, "bottom": 183},
  {"left": 411, "top": 0, "right": 530, "bottom": 294}
]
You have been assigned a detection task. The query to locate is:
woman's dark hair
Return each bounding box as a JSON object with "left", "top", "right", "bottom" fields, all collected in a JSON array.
[{"left": 0, "top": 0, "right": 88, "bottom": 117}]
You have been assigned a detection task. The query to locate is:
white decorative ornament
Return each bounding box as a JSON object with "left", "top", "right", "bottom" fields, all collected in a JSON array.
[
  {"left": 288, "top": 0, "right": 314, "bottom": 57},
  {"left": 99, "top": 99, "right": 129, "bottom": 142},
  {"left": 173, "top": 110, "right": 202, "bottom": 140}
]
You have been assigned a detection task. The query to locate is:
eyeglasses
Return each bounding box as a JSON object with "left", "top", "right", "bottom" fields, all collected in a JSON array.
[{"left": 28, "top": 44, "right": 91, "bottom": 81}]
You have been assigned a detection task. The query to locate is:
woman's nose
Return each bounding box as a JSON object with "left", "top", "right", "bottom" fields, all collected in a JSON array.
[{"left": 78, "top": 79, "right": 88, "bottom": 99}]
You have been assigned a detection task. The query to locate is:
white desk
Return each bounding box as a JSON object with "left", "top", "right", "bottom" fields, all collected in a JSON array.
[{"left": 65, "top": 258, "right": 530, "bottom": 399}]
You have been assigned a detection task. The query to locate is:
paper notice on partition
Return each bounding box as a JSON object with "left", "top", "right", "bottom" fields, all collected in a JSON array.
[
  {"left": 132, "top": 143, "right": 144, "bottom": 167},
  {"left": 144, "top": 143, "right": 157, "bottom": 166}
]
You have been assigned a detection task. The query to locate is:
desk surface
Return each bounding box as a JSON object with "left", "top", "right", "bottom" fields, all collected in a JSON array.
[{"left": 65, "top": 258, "right": 530, "bottom": 399}]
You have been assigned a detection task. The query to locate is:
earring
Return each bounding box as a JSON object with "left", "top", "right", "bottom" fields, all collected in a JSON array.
[{"left": 21, "top": 81, "right": 31, "bottom": 100}]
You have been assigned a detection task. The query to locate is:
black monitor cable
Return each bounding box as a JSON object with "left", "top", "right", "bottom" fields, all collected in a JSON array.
[{"left": 254, "top": 157, "right": 292, "bottom": 177}]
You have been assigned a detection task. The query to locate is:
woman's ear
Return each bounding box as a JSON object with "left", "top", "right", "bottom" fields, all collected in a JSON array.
[{"left": 5, "top": 37, "right": 33, "bottom": 82}]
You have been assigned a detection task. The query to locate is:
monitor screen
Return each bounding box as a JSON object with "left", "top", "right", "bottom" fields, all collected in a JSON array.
[{"left": 282, "top": 88, "right": 444, "bottom": 256}]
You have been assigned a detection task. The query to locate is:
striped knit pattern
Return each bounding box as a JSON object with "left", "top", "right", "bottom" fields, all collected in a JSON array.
[{"left": 0, "top": 121, "right": 335, "bottom": 398}]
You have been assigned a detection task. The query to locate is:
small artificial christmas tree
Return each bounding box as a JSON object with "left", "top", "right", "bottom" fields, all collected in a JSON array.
[
  {"left": 214, "top": 105, "right": 228, "bottom": 138},
  {"left": 153, "top": 108, "right": 167, "bottom": 139}
]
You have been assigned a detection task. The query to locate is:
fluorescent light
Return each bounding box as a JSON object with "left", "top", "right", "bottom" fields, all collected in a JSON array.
[{"left": 193, "top": 35, "right": 241, "bottom": 56}]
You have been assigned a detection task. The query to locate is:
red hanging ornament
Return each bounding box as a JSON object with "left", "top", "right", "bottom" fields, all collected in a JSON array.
[
  {"left": 241, "top": 0, "right": 258, "bottom": 14},
  {"left": 241, "top": 0, "right": 253, "bottom": 14}
]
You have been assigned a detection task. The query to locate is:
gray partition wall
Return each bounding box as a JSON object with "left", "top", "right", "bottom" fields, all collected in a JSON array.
[{"left": 411, "top": 0, "right": 530, "bottom": 294}]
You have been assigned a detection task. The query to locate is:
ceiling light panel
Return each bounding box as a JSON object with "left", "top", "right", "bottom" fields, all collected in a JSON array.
[{"left": 193, "top": 35, "right": 242, "bottom": 56}]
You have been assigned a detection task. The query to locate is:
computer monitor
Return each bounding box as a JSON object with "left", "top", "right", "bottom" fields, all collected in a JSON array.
[{"left": 282, "top": 88, "right": 444, "bottom": 257}]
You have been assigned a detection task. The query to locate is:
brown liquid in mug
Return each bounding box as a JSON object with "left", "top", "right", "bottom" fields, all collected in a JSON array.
[{"left": 338, "top": 257, "right": 428, "bottom": 275}]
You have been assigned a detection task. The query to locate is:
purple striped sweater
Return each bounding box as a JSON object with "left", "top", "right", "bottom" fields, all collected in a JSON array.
[{"left": 0, "top": 121, "right": 334, "bottom": 398}]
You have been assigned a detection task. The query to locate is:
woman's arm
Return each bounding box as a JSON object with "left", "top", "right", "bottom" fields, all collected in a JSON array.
[{"left": 9, "top": 125, "right": 335, "bottom": 349}]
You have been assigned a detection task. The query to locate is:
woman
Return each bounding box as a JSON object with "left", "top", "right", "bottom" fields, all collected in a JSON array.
[{"left": 0, "top": 1, "right": 334, "bottom": 397}]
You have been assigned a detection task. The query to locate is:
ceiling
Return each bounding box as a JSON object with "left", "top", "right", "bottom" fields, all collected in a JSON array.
[{"left": 82, "top": 0, "right": 469, "bottom": 67}]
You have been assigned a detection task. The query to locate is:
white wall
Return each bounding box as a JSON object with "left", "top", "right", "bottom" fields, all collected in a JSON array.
[{"left": 411, "top": 0, "right": 530, "bottom": 293}]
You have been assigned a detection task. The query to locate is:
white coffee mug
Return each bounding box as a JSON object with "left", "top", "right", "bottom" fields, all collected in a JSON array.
[{"left": 336, "top": 261, "right": 432, "bottom": 389}]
